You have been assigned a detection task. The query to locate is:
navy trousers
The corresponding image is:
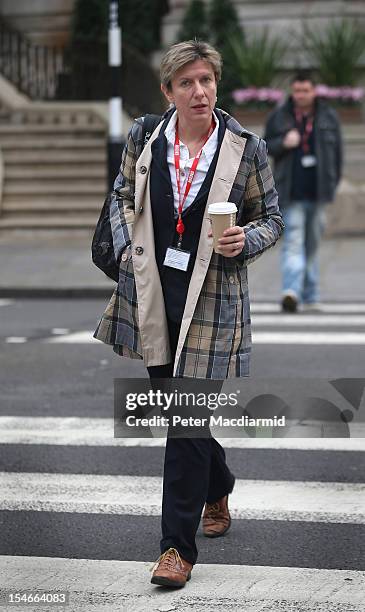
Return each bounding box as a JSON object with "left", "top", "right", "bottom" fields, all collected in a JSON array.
[{"left": 147, "top": 318, "right": 235, "bottom": 565}]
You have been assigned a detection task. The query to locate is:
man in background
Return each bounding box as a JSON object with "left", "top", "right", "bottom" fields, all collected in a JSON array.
[{"left": 264, "top": 71, "right": 343, "bottom": 312}]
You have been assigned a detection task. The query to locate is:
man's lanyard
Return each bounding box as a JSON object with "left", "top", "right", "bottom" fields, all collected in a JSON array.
[
  {"left": 294, "top": 107, "right": 314, "bottom": 154},
  {"left": 174, "top": 118, "right": 215, "bottom": 247}
]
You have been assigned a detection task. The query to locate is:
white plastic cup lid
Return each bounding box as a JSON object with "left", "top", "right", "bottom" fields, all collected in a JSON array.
[{"left": 208, "top": 202, "right": 237, "bottom": 214}]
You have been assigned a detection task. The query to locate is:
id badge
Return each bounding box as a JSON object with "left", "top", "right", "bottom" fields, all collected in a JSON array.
[
  {"left": 163, "top": 247, "right": 191, "bottom": 272},
  {"left": 301, "top": 155, "right": 317, "bottom": 168}
]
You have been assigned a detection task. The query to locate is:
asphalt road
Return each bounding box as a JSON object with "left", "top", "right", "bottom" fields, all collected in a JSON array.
[
  {"left": 1, "top": 298, "right": 365, "bottom": 418},
  {"left": 1, "top": 297, "right": 365, "bottom": 611}
]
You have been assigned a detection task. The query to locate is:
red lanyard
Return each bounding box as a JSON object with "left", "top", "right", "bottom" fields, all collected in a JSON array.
[
  {"left": 174, "top": 118, "right": 215, "bottom": 246},
  {"left": 294, "top": 108, "right": 314, "bottom": 154}
]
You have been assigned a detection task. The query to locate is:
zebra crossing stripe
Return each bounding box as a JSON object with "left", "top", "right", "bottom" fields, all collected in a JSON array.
[
  {"left": 1, "top": 417, "right": 365, "bottom": 450},
  {"left": 43, "top": 330, "right": 365, "bottom": 345},
  {"left": 253, "top": 314, "right": 365, "bottom": 326},
  {"left": 43, "top": 328, "right": 365, "bottom": 345},
  {"left": 1, "top": 472, "right": 364, "bottom": 523},
  {"left": 251, "top": 303, "right": 365, "bottom": 313},
  {"left": 44, "top": 331, "right": 94, "bottom": 343},
  {"left": 1, "top": 556, "right": 363, "bottom": 610},
  {"left": 253, "top": 332, "right": 365, "bottom": 344}
]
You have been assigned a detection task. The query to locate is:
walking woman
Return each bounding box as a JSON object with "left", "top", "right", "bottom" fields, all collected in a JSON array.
[{"left": 94, "top": 40, "right": 284, "bottom": 588}]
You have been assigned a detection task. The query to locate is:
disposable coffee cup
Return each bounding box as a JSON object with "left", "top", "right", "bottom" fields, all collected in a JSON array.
[{"left": 208, "top": 202, "right": 238, "bottom": 253}]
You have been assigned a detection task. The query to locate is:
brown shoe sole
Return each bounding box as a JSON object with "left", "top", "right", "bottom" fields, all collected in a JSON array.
[
  {"left": 151, "top": 571, "right": 191, "bottom": 587},
  {"left": 203, "top": 514, "right": 231, "bottom": 538}
]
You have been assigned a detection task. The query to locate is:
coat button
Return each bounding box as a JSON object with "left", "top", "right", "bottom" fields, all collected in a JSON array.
[
  {"left": 139, "top": 205, "right": 144, "bottom": 214},
  {"left": 135, "top": 246, "right": 144, "bottom": 255},
  {"left": 140, "top": 165, "right": 147, "bottom": 174},
  {"left": 121, "top": 252, "right": 128, "bottom": 262}
]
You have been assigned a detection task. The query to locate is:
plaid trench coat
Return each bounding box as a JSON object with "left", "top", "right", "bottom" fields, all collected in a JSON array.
[{"left": 93, "top": 108, "right": 284, "bottom": 378}]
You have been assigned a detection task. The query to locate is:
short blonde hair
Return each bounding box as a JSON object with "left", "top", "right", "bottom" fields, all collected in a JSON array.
[{"left": 160, "top": 40, "right": 222, "bottom": 90}]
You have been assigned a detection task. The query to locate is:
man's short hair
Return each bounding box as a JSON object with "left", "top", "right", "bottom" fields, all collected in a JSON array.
[{"left": 291, "top": 71, "right": 316, "bottom": 86}]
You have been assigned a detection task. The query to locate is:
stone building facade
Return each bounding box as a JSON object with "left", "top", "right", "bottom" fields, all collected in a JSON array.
[
  {"left": 1, "top": 1, "right": 365, "bottom": 55},
  {"left": 161, "top": 0, "right": 365, "bottom": 69},
  {"left": 0, "top": 0, "right": 75, "bottom": 46}
]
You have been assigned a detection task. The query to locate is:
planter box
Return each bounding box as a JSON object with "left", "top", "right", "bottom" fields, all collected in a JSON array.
[
  {"left": 335, "top": 106, "right": 363, "bottom": 123},
  {"left": 232, "top": 108, "right": 272, "bottom": 127},
  {"left": 234, "top": 105, "right": 364, "bottom": 126}
]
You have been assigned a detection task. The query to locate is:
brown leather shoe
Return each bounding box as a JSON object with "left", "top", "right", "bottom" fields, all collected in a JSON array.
[
  {"left": 203, "top": 494, "right": 232, "bottom": 537},
  {"left": 150, "top": 547, "right": 192, "bottom": 588}
]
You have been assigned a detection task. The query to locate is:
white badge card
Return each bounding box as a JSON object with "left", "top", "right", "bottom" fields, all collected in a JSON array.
[
  {"left": 301, "top": 155, "right": 317, "bottom": 168},
  {"left": 163, "top": 247, "right": 191, "bottom": 272}
]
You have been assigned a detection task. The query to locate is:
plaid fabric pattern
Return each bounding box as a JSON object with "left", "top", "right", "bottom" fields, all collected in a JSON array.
[
  {"left": 109, "top": 118, "right": 145, "bottom": 260},
  {"left": 93, "top": 109, "right": 284, "bottom": 378},
  {"left": 175, "top": 251, "right": 251, "bottom": 378}
]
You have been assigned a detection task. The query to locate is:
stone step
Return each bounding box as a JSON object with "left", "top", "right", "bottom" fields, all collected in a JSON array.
[
  {"left": 7, "top": 110, "right": 107, "bottom": 128},
  {"left": 3, "top": 181, "right": 106, "bottom": 196},
  {"left": 2, "top": 198, "right": 103, "bottom": 212},
  {"left": 0, "top": 124, "right": 106, "bottom": 135},
  {"left": 0, "top": 138, "right": 105, "bottom": 150},
  {"left": 5, "top": 165, "right": 106, "bottom": 179},
  {"left": 344, "top": 150, "right": 365, "bottom": 161},
  {"left": 4, "top": 150, "right": 107, "bottom": 164},
  {"left": 0, "top": 135, "right": 106, "bottom": 147},
  {"left": 0, "top": 215, "right": 98, "bottom": 230}
]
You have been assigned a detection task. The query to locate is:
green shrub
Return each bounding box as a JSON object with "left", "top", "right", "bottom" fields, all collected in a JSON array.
[
  {"left": 69, "top": 0, "right": 108, "bottom": 43},
  {"left": 120, "top": 0, "right": 169, "bottom": 54},
  {"left": 208, "top": 0, "right": 243, "bottom": 49},
  {"left": 208, "top": 0, "right": 245, "bottom": 111},
  {"left": 228, "top": 28, "right": 287, "bottom": 87},
  {"left": 303, "top": 19, "right": 365, "bottom": 86},
  {"left": 177, "top": 0, "right": 209, "bottom": 42},
  {"left": 62, "top": 0, "right": 166, "bottom": 111},
  {"left": 69, "top": 0, "right": 169, "bottom": 54}
]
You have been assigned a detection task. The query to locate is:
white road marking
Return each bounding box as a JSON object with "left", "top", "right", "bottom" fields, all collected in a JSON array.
[
  {"left": 2, "top": 301, "right": 365, "bottom": 313},
  {"left": 1, "top": 416, "right": 365, "bottom": 449},
  {"left": 251, "top": 303, "right": 365, "bottom": 313},
  {"left": 252, "top": 314, "right": 365, "bottom": 326},
  {"left": 2, "top": 557, "right": 365, "bottom": 610},
  {"left": 42, "top": 330, "right": 365, "bottom": 345},
  {"left": 1, "top": 472, "right": 364, "bottom": 523},
  {"left": 45, "top": 331, "right": 94, "bottom": 343},
  {"left": 253, "top": 332, "right": 365, "bottom": 344},
  {"left": 2, "top": 556, "right": 364, "bottom": 610},
  {"left": 4, "top": 302, "right": 365, "bottom": 345}
]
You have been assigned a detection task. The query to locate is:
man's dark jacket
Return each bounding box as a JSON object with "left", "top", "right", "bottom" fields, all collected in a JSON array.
[{"left": 263, "top": 96, "right": 343, "bottom": 208}]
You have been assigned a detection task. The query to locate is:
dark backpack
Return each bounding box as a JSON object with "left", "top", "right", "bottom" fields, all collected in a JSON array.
[{"left": 91, "top": 114, "right": 162, "bottom": 282}]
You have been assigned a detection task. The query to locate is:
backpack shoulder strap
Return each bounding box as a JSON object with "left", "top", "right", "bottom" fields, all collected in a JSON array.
[{"left": 141, "top": 113, "right": 163, "bottom": 148}]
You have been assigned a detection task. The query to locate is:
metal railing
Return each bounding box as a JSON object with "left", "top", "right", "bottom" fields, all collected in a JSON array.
[{"left": 0, "top": 17, "right": 64, "bottom": 100}]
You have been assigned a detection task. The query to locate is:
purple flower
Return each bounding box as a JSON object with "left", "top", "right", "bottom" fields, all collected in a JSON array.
[
  {"left": 232, "top": 87, "right": 285, "bottom": 105},
  {"left": 316, "top": 84, "right": 330, "bottom": 97},
  {"left": 315, "top": 84, "right": 364, "bottom": 102}
]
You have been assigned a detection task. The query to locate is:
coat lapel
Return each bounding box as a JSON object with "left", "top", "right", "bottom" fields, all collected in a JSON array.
[
  {"left": 173, "top": 128, "right": 248, "bottom": 374},
  {"left": 150, "top": 132, "right": 173, "bottom": 193},
  {"left": 134, "top": 125, "right": 159, "bottom": 222},
  {"left": 132, "top": 121, "right": 173, "bottom": 365}
]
